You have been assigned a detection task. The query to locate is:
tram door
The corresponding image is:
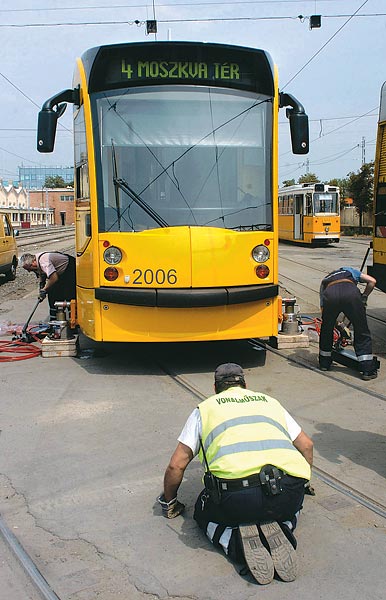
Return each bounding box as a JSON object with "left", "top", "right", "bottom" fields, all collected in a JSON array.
[{"left": 294, "top": 194, "right": 304, "bottom": 239}]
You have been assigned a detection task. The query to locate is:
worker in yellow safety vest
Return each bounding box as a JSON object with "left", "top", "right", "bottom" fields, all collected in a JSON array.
[{"left": 159, "top": 363, "right": 313, "bottom": 585}]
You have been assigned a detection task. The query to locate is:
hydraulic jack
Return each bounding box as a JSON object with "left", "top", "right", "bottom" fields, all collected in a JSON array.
[{"left": 332, "top": 322, "right": 380, "bottom": 373}]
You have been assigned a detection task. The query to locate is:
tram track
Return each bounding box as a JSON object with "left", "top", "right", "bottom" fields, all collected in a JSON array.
[
  {"left": 159, "top": 361, "right": 386, "bottom": 521},
  {"left": 0, "top": 514, "right": 60, "bottom": 600},
  {"left": 17, "top": 228, "right": 75, "bottom": 250}
]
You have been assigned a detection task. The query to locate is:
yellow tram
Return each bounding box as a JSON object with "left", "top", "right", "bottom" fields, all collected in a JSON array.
[
  {"left": 368, "top": 81, "right": 386, "bottom": 292},
  {"left": 278, "top": 183, "right": 340, "bottom": 245},
  {"left": 37, "top": 41, "right": 309, "bottom": 342}
]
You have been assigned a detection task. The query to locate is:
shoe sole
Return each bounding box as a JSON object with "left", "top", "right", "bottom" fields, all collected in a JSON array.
[
  {"left": 361, "top": 374, "right": 377, "bottom": 380},
  {"left": 239, "top": 525, "right": 274, "bottom": 585},
  {"left": 259, "top": 522, "right": 298, "bottom": 582}
]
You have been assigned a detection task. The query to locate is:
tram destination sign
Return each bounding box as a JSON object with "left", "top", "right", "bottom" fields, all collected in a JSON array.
[{"left": 86, "top": 42, "right": 274, "bottom": 95}]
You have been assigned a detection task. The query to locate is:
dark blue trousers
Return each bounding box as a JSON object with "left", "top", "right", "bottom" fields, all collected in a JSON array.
[
  {"left": 193, "top": 475, "right": 306, "bottom": 563},
  {"left": 320, "top": 281, "right": 373, "bottom": 371}
]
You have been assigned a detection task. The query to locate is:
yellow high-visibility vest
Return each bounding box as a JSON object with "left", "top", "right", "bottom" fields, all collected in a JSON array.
[{"left": 198, "top": 387, "right": 311, "bottom": 480}]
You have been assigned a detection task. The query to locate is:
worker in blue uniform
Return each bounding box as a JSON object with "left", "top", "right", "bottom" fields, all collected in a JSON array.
[
  {"left": 158, "top": 363, "right": 313, "bottom": 585},
  {"left": 319, "top": 266, "right": 377, "bottom": 380}
]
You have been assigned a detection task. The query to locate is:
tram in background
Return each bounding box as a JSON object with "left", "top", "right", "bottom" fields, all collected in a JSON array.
[
  {"left": 278, "top": 183, "right": 340, "bottom": 245},
  {"left": 368, "top": 81, "right": 386, "bottom": 292},
  {"left": 37, "top": 41, "right": 308, "bottom": 342}
]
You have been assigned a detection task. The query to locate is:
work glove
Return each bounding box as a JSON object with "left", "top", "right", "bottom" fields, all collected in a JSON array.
[
  {"left": 361, "top": 294, "right": 368, "bottom": 307},
  {"left": 304, "top": 481, "right": 316, "bottom": 496},
  {"left": 38, "top": 289, "right": 47, "bottom": 302},
  {"left": 157, "top": 494, "right": 185, "bottom": 518}
]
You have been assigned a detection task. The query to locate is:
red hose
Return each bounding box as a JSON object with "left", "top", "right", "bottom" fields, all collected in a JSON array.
[
  {"left": 301, "top": 315, "right": 341, "bottom": 343},
  {"left": 0, "top": 339, "right": 41, "bottom": 362}
]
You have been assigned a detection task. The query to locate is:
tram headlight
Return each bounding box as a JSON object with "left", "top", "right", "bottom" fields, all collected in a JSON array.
[
  {"left": 256, "top": 264, "right": 270, "bottom": 279},
  {"left": 104, "top": 267, "right": 119, "bottom": 281},
  {"left": 252, "top": 245, "right": 270, "bottom": 262},
  {"left": 103, "top": 246, "right": 122, "bottom": 264}
]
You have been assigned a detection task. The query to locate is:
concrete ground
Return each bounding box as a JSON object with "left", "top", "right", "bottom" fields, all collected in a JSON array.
[{"left": 0, "top": 289, "right": 385, "bottom": 599}]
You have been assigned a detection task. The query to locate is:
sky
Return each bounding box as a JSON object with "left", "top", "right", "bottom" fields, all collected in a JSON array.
[{"left": 1, "top": 0, "right": 385, "bottom": 186}]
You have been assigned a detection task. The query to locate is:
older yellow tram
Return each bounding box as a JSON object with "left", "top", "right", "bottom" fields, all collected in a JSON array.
[
  {"left": 278, "top": 183, "right": 340, "bottom": 245},
  {"left": 37, "top": 41, "right": 308, "bottom": 342}
]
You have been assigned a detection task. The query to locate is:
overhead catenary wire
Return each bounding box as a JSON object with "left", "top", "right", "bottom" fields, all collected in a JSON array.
[
  {"left": 0, "top": 12, "right": 384, "bottom": 27},
  {"left": 282, "top": 0, "right": 370, "bottom": 89},
  {"left": 0, "top": 1, "right": 345, "bottom": 14}
]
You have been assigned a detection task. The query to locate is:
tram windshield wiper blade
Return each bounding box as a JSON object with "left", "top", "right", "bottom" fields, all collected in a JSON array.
[
  {"left": 113, "top": 176, "right": 169, "bottom": 228},
  {"left": 230, "top": 224, "right": 272, "bottom": 231}
]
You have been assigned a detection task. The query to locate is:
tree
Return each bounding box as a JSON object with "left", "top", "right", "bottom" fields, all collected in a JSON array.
[
  {"left": 44, "top": 175, "right": 67, "bottom": 188},
  {"left": 298, "top": 173, "right": 320, "bottom": 184},
  {"left": 346, "top": 162, "right": 374, "bottom": 232},
  {"left": 328, "top": 177, "right": 349, "bottom": 207},
  {"left": 281, "top": 179, "right": 295, "bottom": 187}
]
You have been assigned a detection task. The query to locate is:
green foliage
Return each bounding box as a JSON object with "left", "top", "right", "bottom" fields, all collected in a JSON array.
[
  {"left": 281, "top": 179, "right": 295, "bottom": 187},
  {"left": 44, "top": 175, "right": 67, "bottom": 188},
  {"left": 298, "top": 173, "right": 320, "bottom": 184},
  {"left": 328, "top": 177, "right": 349, "bottom": 205},
  {"left": 346, "top": 162, "right": 374, "bottom": 230}
]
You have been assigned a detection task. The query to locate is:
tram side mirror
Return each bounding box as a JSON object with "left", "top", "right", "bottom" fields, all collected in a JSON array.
[
  {"left": 37, "top": 103, "right": 67, "bottom": 153},
  {"left": 288, "top": 110, "right": 309, "bottom": 155}
]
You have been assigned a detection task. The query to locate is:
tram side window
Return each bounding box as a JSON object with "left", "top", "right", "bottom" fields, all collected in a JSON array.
[
  {"left": 305, "top": 193, "right": 312, "bottom": 215},
  {"left": 375, "top": 184, "right": 386, "bottom": 228},
  {"left": 74, "top": 105, "right": 91, "bottom": 245},
  {"left": 74, "top": 106, "right": 89, "bottom": 201}
]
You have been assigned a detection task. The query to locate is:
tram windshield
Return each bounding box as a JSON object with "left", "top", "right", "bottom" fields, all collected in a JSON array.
[
  {"left": 314, "top": 192, "right": 339, "bottom": 215},
  {"left": 93, "top": 85, "right": 272, "bottom": 232}
]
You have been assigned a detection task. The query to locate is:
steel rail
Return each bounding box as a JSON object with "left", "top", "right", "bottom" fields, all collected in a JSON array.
[
  {"left": 160, "top": 361, "right": 386, "bottom": 520},
  {"left": 0, "top": 513, "right": 61, "bottom": 600},
  {"left": 18, "top": 234, "right": 75, "bottom": 249},
  {"left": 254, "top": 341, "right": 386, "bottom": 403},
  {"left": 312, "top": 467, "right": 386, "bottom": 520}
]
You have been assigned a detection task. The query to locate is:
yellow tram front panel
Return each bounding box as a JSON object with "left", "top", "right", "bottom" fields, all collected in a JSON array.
[
  {"left": 90, "top": 226, "right": 278, "bottom": 342},
  {"left": 302, "top": 216, "right": 340, "bottom": 244}
]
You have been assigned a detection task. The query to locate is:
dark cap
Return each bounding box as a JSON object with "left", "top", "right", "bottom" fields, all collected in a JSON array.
[{"left": 214, "top": 363, "right": 245, "bottom": 383}]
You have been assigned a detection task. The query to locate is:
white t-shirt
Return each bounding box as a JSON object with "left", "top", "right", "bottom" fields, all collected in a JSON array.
[{"left": 178, "top": 407, "right": 301, "bottom": 457}]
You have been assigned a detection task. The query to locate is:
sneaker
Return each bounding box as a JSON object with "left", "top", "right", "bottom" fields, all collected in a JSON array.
[
  {"left": 361, "top": 370, "right": 378, "bottom": 381},
  {"left": 239, "top": 524, "right": 274, "bottom": 585},
  {"left": 259, "top": 521, "right": 298, "bottom": 582}
]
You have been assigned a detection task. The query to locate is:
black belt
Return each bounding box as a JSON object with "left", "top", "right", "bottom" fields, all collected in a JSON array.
[{"left": 216, "top": 472, "right": 266, "bottom": 492}]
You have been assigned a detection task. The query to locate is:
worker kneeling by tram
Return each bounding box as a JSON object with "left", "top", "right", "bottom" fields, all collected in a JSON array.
[{"left": 159, "top": 363, "right": 313, "bottom": 585}]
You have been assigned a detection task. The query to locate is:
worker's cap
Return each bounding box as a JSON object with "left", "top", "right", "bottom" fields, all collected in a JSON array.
[{"left": 214, "top": 363, "right": 245, "bottom": 383}]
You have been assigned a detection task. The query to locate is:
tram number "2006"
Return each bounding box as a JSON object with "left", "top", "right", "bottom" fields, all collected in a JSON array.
[{"left": 132, "top": 268, "right": 178, "bottom": 285}]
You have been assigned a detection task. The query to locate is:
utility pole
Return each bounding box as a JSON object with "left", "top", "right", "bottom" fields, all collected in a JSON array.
[
  {"left": 45, "top": 189, "right": 49, "bottom": 227},
  {"left": 305, "top": 158, "right": 310, "bottom": 174},
  {"left": 361, "top": 136, "right": 366, "bottom": 165}
]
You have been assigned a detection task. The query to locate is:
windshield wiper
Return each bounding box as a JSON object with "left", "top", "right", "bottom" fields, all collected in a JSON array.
[
  {"left": 113, "top": 176, "right": 169, "bottom": 228},
  {"left": 111, "top": 139, "right": 169, "bottom": 229},
  {"left": 111, "top": 140, "right": 122, "bottom": 231},
  {"left": 230, "top": 224, "right": 272, "bottom": 231}
]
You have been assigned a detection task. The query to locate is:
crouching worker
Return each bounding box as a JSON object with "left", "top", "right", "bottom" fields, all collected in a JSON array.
[
  {"left": 20, "top": 252, "right": 76, "bottom": 321},
  {"left": 159, "top": 363, "right": 313, "bottom": 585}
]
